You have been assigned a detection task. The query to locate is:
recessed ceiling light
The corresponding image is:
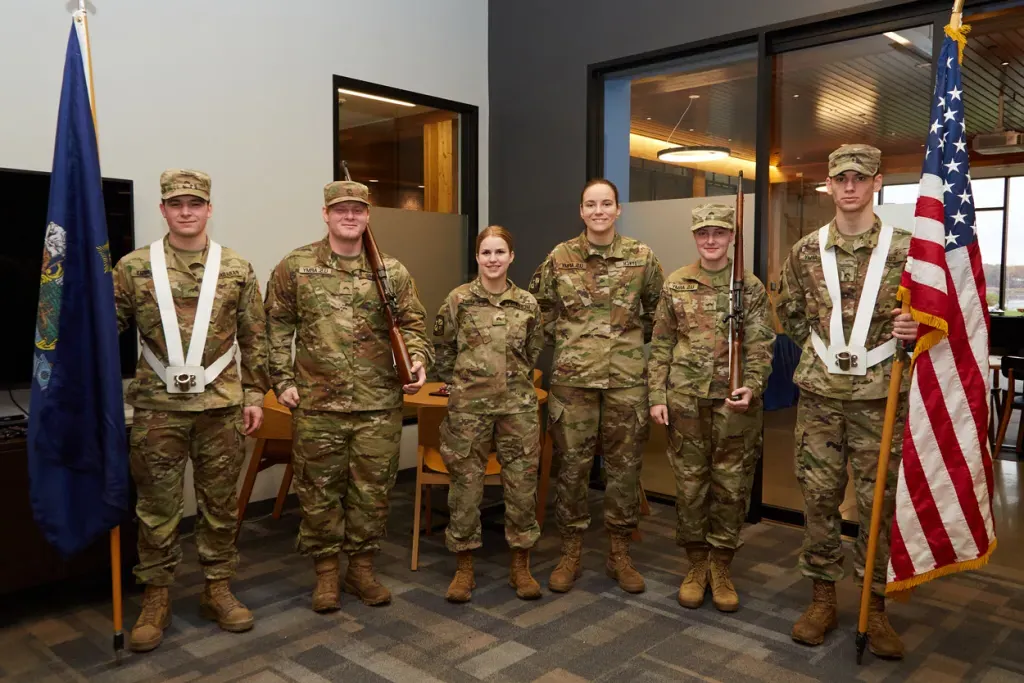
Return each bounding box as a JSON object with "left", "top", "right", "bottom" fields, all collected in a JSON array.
[
  {"left": 816, "top": 183, "right": 829, "bottom": 193},
  {"left": 657, "top": 145, "right": 731, "bottom": 163},
  {"left": 336, "top": 88, "right": 415, "bottom": 107},
  {"left": 689, "top": 94, "right": 700, "bottom": 99},
  {"left": 688, "top": 128, "right": 694, "bottom": 132},
  {"left": 793, "top": 94, "right": 800, "bottom": 99},
  {"left": 646, "top": 117, "right": 652, "bottom": 120},
  {"left": 1002, "top": 61, "right": 1010, "bottom": 67},
  {"left": 368, "top": 179, "right": 379, "bottom": 183},
  {"left": 417, "top": 185, "right": 424, "bottom": 189}
]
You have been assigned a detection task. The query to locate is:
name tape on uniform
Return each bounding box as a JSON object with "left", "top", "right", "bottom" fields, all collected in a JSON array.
[{"left": 299, "top": 266, "right": 332, "bottom": 275}]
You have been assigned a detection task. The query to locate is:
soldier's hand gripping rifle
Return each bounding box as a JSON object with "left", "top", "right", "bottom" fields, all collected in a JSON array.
[
  {"left": 726, "top": 172, "right": 745, "bottom": 402},
  {"left": 342, "top": 161, "right": 416, "bottom": 385}
]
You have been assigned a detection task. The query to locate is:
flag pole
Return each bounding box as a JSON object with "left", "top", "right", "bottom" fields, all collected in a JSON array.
[
  {"left": 854, "top": 0, "right": 965, "bottom": 665},
  {"left": 74, "top": 0, "right": 125, "bottom": 663}
]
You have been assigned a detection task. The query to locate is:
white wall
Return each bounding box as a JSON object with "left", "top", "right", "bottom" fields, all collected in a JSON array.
[{"left": 1, "top": 0, "right": 488, "bottom": 513}]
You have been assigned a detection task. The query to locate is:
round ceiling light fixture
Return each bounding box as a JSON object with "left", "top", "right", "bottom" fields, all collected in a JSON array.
[
  {"left": 815, "top": 182, "right": 829, "bottom": 193},
  {"left": 657, "top": 145, "right": 731, "bottom": 163}
]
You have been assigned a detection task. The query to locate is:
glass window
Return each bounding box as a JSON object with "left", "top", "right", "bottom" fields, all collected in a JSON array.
[
  {"left": 881, "top": 183, "right": 920, "bottom": 205},
  {"left": 336, "top": 87, "right": 460, "bottom": 213},
  {"left": 1006, "top": 176, "right": 1024, "bottom": 310},
  {"left": 971, "top": 177, "right": 1005, "bottom": 210},
  {"left": 976, "top": 209, "right": 1005, "bottom": 308},
  {"left": 602, "top": 45, "right": 758, "bottom": 497},
  {"left": 763, "top": 25, "right": 935, "bottom": 517}
]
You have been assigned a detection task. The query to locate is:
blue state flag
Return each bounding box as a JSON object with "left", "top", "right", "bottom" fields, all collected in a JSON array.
[{"left": 28, "top": 20, "right": 129, "bottom": 558}]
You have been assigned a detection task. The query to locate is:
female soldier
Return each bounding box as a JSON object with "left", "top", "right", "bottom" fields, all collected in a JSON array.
[
  {"left": 648, "top": 203, "right": 775, "bottom": 612},
  {"left": 433, "top": 226, "right": 545, "bottom": 603},
  {"left": 529, "top": 179, "right": 664, "bottom": 594}
]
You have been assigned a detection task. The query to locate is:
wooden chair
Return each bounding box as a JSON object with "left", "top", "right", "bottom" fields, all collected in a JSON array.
[
  {"left": 994, "top": 355, "right": 1024, "bottom": 456},
  {"left": 235, "top": 390, "right": 294, "bottom": 540}
]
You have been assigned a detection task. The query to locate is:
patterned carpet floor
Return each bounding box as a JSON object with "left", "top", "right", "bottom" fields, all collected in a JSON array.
[{"left": 3, "top": 482, "right": 1024, "bottom": 683}]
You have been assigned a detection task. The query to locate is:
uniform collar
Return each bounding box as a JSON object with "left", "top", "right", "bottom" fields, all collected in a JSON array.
[
  {"left": 470, "top": 277, "right": 516, "bottom": 304},
  {"left": 315, "top": 236, "right": 367, "bottom": 273},
  {"left": 678, "top": 260, "right": 731, "bottom": 288},
  {"left": 575, "top": 231, "right": 625, "bottom": 259},
  {"left": 162, "top": 234, "right": 207, "bottom": 275},
  {"left": 825, "top": 215, "right": 882, "bottom": 255}
]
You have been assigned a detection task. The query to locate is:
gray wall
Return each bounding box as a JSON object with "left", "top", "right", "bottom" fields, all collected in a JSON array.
[{"left": 488, "top": 0, "right": 915, "bottom": 286}]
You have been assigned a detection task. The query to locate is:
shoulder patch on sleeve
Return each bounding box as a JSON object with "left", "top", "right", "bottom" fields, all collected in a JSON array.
[
  {"left": 433, "top": 314, "right": 445, "bottom": 336},
  {"left": 528, "top": 272, "right": 541, "bottom": 294}
]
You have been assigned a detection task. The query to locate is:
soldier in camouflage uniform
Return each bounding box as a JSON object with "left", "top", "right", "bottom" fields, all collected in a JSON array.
[
  {"left": 265, "top": 180, "right": 431, "bottom": 612},
  {"left": 112, "top": 170, "right": 269, "bottom": 652},
  {"left": 530, "top": 178, "right": 664, "bottom": 594},
  {"left": 649, "top": 204, "right": 775, "bottom": 613},
  {"left": 434, "top": 226, "right": 546, "bottom": 603},
  {"left": 776, "top": 145, "right": 919, "bottom": 658}
]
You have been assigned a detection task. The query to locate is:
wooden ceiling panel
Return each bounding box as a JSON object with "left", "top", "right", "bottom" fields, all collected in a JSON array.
[{"left": 629, "top": 9, "right": 1024, "bottom": 175}]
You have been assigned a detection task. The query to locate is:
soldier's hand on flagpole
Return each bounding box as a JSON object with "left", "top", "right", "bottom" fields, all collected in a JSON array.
[
  {"left": 891, "top": 308, "right": 919, "bottom": 342},
  {"left": 403, "top": 361, "right": 426, "bottom": 394},
  {"left": 725, "top": 387, "right": 753, "bottom": 413},
  {"left": 650, "top": 405, "right": 669, "bottom": 426},
  {"left": 243, "top": 406, "right": 263, "bottom": 435},
  {"left": 278, "top": 387, "right": 300, "bottom": 408}
]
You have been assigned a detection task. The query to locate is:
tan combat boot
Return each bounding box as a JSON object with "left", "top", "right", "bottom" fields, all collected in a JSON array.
[
  {"left": 606, "top": 531, "right": 646, "bottom": 593},
  {"left": 791, "top": 580, "right": 839, "bottom": 646},
  {"left": 548, "top": 534, "right": 583, "bottom": 593},
  {"left": 509, "top": 549, "right": 542, "bottom": 600},
  {"left": 343, "top": 551, "right": 391, "bottom": 606},
  {"left": 446, "top": 551, "right": 475, "bottom": 603},
  {"left": 312, "top": 555, "right": 341, "bottom": 613},
  {"left": 200, "top": 579, "right": 254, "bottom": 633},
  {"left": 677, "top": 544, "right": 710, "bottom": 609},
  {"left": 868, "top": 595, "right": 905, "bottom": 659},
  {"left": 129, "top": 585, "right": 171, "bottom": 652},
  {"left": 708, "top": 548, "right": 739, "bottom": 612}
]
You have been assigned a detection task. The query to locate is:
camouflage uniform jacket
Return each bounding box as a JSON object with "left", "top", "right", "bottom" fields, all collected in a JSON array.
[
  {"left": 265, "top": 237, "right": 432, "bottom": 412},
  {"left": 649, "top": 262, "right": 776, "bottom": 406},
  {"left": 530, "top": 232, "right": 664, "bottom": 389},
  {"left": 112, "top": 236, "right": 270, "bottom": 412},
  {"left": 433, "top": 278, "right": 543, "bottom": 415},
  {"left": 776, "top": 217, "right": 911, "bottom": 401}
]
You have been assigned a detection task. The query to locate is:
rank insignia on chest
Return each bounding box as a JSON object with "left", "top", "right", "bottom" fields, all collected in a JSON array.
[
  {"left": 703, "top": 299, "right": 717, "bottom": 311},
  {"left": 299, "top": 266, "right": 332, "bottom": 275},
  {"left": 433, "top": 315, "right": 445, "bottom": 336}
]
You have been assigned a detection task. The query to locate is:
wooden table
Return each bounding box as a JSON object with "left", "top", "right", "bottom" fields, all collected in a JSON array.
[{"left": 404, "top": 382, "right": 553, "bottom": 528}]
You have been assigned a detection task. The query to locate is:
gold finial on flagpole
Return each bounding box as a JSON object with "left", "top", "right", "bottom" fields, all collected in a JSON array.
[{"left": 951, "top": 0, "right": 965, "bottom": 30}]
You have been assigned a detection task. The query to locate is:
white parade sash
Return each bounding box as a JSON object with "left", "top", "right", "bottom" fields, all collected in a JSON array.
[
  {"left": 809, "top": 224, "right": 897, "bottom": 376},
  {"left": 142, "top": 239, "right": 237, "bottom": 393}
]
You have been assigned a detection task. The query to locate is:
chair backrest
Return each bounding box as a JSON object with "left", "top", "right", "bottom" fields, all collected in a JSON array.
[
  {"left": 417, "top": 406, "right": 447, "bottom": 450},
  {"left": 1001, "top": 355, "right": 1024, "bottom": 379},
  {"left": 255, "top": 390, "right": 292, "bottom": 441}
]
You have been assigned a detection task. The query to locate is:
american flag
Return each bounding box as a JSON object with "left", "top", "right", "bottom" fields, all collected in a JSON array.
[{"left": 888, "top": 28, "right": 996, "bottom": 593}]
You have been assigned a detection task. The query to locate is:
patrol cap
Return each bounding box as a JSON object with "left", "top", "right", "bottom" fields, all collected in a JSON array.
[
  {"left": 160, "top": 169, "right": 211, "bottom": 201},
  {"left": 324, "top": 180, "right": 370, "bottom": 207},
  {"left": 828, "top": 144, "right": 882, "bottom": 177},
  {"left": 691, "top": 203, "right": 735, "bottom": 232}
]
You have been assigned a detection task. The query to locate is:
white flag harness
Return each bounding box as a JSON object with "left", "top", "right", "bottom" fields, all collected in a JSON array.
[
  {"left": 141, "top": 239, "right": 238, "bottom": 393},
  {"left": 809, "top": 224, "right": 897, "bottom": 376}
]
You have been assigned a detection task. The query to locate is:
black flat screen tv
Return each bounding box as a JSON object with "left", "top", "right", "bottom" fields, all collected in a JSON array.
[{"left": 0, "top": 167, "right": 137, "bottom": 389}]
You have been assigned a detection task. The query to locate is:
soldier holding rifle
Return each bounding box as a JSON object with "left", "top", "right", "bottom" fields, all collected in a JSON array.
[
  {"left": 649, "top": 191, "right": 775, "bottom": 613},
  {"left": 265, "top": 178, "right": 431, "bottom": 612}
]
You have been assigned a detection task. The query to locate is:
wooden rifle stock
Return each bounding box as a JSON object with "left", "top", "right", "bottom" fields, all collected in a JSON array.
[
  {"left": 342, "top": 161, "right": 416, "bottom": 385},
  {"left": 728, "top": 172, "right": 745, "bottom": 400}
]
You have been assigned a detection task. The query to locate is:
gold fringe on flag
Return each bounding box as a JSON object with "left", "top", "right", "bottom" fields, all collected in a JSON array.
[
  {"left": 886, "top": 538, "right": 997, "bottom": 599},
  {"left": 897, "top": 285, "right": 950, "bottom": 364},
  {"left": 944, "top": 21, "right": 972, "bottom": 65}
]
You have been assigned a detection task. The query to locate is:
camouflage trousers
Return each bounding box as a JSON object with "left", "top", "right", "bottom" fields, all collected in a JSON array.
[
  {"left": 795, "top": 392, "right": 905, "bottom": 597},
  {"left": 439, "top": 410, "right": 541, "bottom": 552},
  {"left": 291, "top": 408, "right": 402, "bottom": 558},
  {"left": 667, "top": 395, "right": 762, "bottom": 550},
  {"left": 130, "top": 406, "right": 246, "bottom": 586},
  {"left": 549, "top": 385, "right": 649, "bottom": 535}
]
